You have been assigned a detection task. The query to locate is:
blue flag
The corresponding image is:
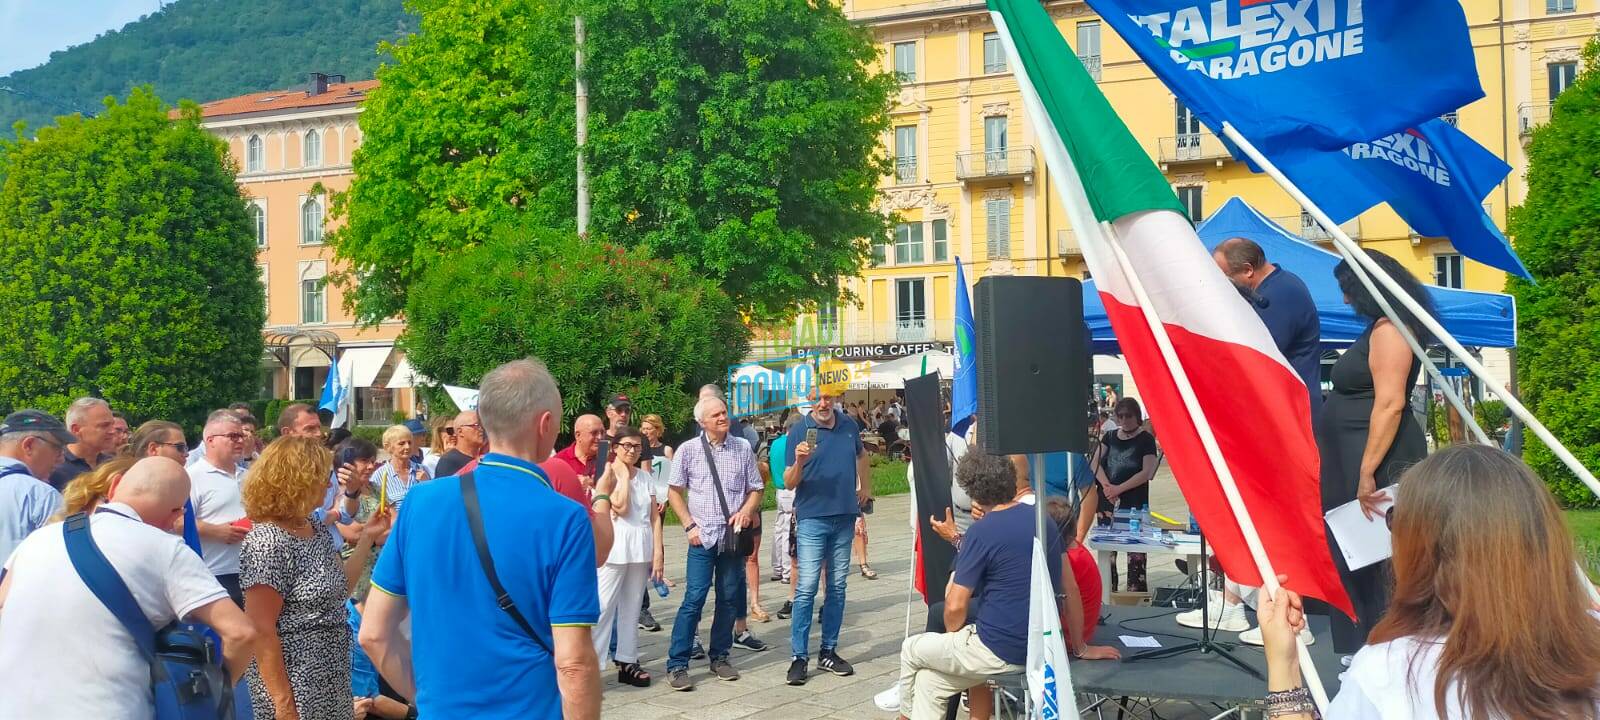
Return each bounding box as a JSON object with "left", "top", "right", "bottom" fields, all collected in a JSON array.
[
  {"left": 950, "top": 259, "right": 978, "bottom": 437},
  {"left": 318, "top": 356, "right": 344, "bottom": 414},
  {"left": 1276, "top": 119, "right": 1530, "bottom": 278},
  {"left": 1083, "top": 0, "right": 1483, "bottom": 155}
]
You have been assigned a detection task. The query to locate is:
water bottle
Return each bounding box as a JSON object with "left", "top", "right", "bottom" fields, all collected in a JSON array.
[
  {"left": 1142, "top": 505, "right": 1152, "bottom": 532},
  {"left": 1128, "top": 507, "right": 1142, "bottom": 535},
  {"left": 652, "top": 577, "right": 670, "bottom": 598}
]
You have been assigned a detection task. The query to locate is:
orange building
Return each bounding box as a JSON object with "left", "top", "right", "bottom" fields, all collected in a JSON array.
[{"left": 194, "top": 73, "right": 416, "bottom": 422}]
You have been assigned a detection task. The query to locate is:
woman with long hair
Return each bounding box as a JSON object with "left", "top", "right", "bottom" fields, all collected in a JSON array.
[
  {"left": 241, "top": 436, "right": 387, "bottom": 720},
  {"left": 422, "top": 416, "right": 453, "bottom": 477},
  {"left": 1319, "top": 249, "right": 1434, "bottom": 654},
  {"left": 1261, "top": 445, "right": 1600, "bottom": 719},
  {"left": 593, "top": 425, "right": 662, "bottom": 687}
]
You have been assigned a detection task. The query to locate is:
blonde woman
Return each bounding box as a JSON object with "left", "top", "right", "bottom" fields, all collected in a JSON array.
[
  {"left": 422, "top": 416, "right": 454, "bottom": 476},
  {"left": 241, "top": 436, "right": 387, "bottom": 720},
  {"left": 55, "top": 456, "right": 137, "bottom": 520},
  {"left": 374, "top": 424, "right": 431, "bottom": 510}
]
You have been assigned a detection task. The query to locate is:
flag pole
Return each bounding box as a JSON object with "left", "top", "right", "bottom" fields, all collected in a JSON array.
[
  {"left": 1099, "top": 222, "right": 1331, "bottom": 711},
  {"left": 1218, "top": 121, "right": 1600, "bottom": 500}
]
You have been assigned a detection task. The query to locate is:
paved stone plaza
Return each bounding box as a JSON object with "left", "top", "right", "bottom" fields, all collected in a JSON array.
[{"left": 604, "top": 470, "right": 1216, "bottom": 719}]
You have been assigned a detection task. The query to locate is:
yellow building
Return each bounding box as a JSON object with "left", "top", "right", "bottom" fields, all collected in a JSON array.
[
  {"left": 194, "top": 74, "right": 415, "bottom": 420},
  {"left": 780, "top": 0, "right": 1597, "bottom": 392}
]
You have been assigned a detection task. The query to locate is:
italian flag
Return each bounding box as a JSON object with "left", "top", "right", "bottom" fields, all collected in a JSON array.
[{"left": 990, "top": 0, "right": 1354, "bottom": 623}]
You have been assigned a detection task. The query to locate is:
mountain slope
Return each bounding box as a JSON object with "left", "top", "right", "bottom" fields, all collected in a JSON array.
[{"left": 0, "top": 0, "right": 414, "bottom": 132}]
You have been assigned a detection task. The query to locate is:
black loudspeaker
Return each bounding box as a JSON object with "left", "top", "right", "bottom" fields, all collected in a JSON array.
[{"left": 974, "top": 275, "right": 1090, "bottom": 455}]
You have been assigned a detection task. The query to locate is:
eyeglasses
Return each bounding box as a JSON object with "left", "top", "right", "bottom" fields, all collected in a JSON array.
[
  {"left": 617, "top": 442, "right": 643, "bottom": 451},
  {"left": 458, "top": 423, "right": 482, "bottom": 432},
  {"left": 208, "top": 432, "right": 247, "bottom": 442},
  {"left": 156, "top": 441, "right": 189, "bottom": 453}
]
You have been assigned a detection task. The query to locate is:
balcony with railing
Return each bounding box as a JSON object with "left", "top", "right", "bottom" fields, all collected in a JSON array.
[
  {"left": 894, "top": 156, "right": 919, "bottom": 184},
  {"left": 1079, "top": 54, "right": 1102, "bottom": 81},
  {"left": 955, "top": 147, "right": 1036, "bottom": 184},
  {"left": 1157, "top": 132, "right": 1233, "bottom": 169},
  {"left": 1269, "top": 214, "right": 1361, "bottom": 243},
  {"left": 1518, "top": 102, "right": 1552, "bottom": 137}
]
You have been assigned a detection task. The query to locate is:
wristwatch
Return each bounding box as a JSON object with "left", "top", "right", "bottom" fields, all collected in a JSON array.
[{"left": 684, "top": 522, "right": 698, "bottom": 533}]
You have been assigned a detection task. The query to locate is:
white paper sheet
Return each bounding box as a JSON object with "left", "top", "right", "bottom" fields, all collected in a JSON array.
[
  {"left": 1324, "top": 486, "right": 1398, "bottom": 570},
  {"left": 1118, "top": 635, "right": 1161, "bottom": 648}
]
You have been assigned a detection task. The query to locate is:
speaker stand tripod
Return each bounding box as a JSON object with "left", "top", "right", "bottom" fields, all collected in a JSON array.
[{"left": 1121, "top": 531, "right": 1262, "bottom": 679}]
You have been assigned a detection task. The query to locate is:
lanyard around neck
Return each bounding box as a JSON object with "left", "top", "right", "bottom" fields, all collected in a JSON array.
[{"left": 478, "top": 460, "right": 552, "bottom": 490}]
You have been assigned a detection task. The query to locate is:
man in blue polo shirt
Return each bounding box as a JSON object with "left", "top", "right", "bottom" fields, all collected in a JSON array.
[
  {"left": 1214, "top": 237, "right": 1324, "bottom": 425},
  {"left": 783, "top": 391, "right": 871, "bottom": 686},
  {"left": 360, "top": 358, "right": 611, "bottom": 718}
]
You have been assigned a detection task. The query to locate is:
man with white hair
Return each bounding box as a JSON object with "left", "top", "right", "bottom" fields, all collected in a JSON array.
[
  {"left": 188, "top": 410, "right": 250, "bottom": 605},
  {"left": 0, "top": 410, "right": 72, "bottom": 565},
  {"left": 362, "top": 357, "right": 611, "bottom": 719},
  {"left": 663, "top": 395, "right": 765, "bottom": 691},
  {"left": 0, "top": 457, "right": 258, "bottom": 718},
  {"left": 47, "top": 397, "right": 117, "bottom": 490}
]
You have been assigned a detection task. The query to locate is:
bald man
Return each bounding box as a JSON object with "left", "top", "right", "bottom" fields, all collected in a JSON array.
[
  {"left": 0, "top": 458, "right": 258, "bottom": 718},
  {"left": 554, "top": 414, "right": 606, "bottom": 495},
  {"left": 433, "top": 410, "right": 484, "bottom": 479}
]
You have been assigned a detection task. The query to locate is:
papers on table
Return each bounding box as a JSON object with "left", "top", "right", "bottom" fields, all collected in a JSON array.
[
  {"left": 1324, "top": 486, "right": 1398, "bottom": 570},
  {"left": 1118, "top": 635, "right": 1162, "bottom": 648}
]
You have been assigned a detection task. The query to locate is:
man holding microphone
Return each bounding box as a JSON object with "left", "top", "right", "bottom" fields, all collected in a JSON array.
[{"left": 784, "top": 390, "right": 871, "bottom": 686}]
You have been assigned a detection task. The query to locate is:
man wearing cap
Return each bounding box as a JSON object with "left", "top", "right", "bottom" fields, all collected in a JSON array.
[
  {"left": 603, "top": 395, "right": 654, "bottom": 467},
  {"left": 0, "top": 410, "right": 72, "bottom": 565}
]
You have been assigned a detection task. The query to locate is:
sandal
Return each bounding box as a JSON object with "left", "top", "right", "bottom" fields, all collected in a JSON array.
[
  {"left": 860, "top": 564, "right": 879, "bottom": 580},
  {"left": 616, "top": 661, "right": 652, "bottom": 688},
  {"left": 749, "top": 604, "right": 772, "bottom": 623}
]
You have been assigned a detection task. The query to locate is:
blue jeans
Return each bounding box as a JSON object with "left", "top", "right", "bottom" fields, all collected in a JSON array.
[
  {"left": 790, "top": 514, "right": 855, "bottom": 660},
  {"left": 668, "top": 542, "right": 746, "bottom": 671}
]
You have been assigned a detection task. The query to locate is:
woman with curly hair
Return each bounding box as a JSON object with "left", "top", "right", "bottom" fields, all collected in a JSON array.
[
  {"left": 241, "top": 436, "right": 386, "bottom": 720},
  {"left": 54, "top": 456, "right": 137, "bottom": 520}
]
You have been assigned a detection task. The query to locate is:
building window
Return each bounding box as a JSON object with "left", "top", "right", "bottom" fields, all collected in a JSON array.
[
  {"left": 1550, "top": 62, "right": 1578, "bottom": 100},
  {"left": 1176, "top": 186, "right": 1203, "bottom": 223},
  {"left": 895, "top": 278, "right": 928, "bottom": 341},
  {"left": 983, "top": 33, "right": 1007, "bottom": 74},
  {"left": 1434, "top": 253, "right": 1464, "bottom": 289},
  {"left": 984, "top": 116, "right": 1008, "bottom": 172},
  {"left": 893, "top": 41, "right": 917, "bottom": 83},
  {"left": 817, "top": 301, "right": 839, "bottom": 339},
  {"left": 894, "top": 125, "right": 918, "bottom": 184},
  {"left": 1077, "top": 21, "right": 1102, "bottom": 81},
  {"left": 300, "top": 196, "right": 324, "bottom": 245},
  {"left": 245, "top": 135, "right": 263, "bottom": 173},
  {"left": 1548, "top": 0, "right": 1575, "bottom": 13},
  {"left": 301, "top": 278, "right": 325, "bottom": 324},
  {"left": 986, "top": 198, "right": 1012, "bottom": 259},
  {"left": 1174, "top": 99, "right": 1202, "bottom": 159},
  {"left": 303, "top": 129, "right": 322, "bottom": 168},
  {"left": 932, "top": 219, "right": 948, "bottom": 262},
  {"left": 249, "top": 203, "right": 267, "bottom": 247},
  {"left": 872, "top": 235, "right": 888, "bottom": 267},
  {"left": 894, "top": 222, "right": 925, "bottom": 265}
]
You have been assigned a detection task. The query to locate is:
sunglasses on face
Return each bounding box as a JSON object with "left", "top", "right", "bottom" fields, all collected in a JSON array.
[
  {"left": 458, "top": 423, "right": 482, "bottom": 432},
  {"left": 157, "top": 441, "right": 189, "bottom": 453},
  {"left": 443, "top": 427, "right": 456, "bottom": 436}
]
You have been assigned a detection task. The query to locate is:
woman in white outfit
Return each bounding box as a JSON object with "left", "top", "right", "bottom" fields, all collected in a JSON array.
[{"left": 593, "top": 425, "right": 662, "bottom": 687}]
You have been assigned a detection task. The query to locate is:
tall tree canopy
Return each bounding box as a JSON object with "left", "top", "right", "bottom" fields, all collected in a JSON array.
[
  {"left": 1507, "top": 39, "right": 1600, "bottom": 508},
  {"left": 332, "top": 0, "right": 895, "bottom": 324},
  {"left": 0, "top": 89, "right": 265, "bottom": 425}
]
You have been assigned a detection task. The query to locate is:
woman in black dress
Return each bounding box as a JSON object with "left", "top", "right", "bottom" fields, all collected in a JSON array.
[
  {"left": 1318, "top": 249, "right": 1432, "bottom": 654},
  {"left": 1089, "top": 397, "right": 1159, "bottom": 592}
]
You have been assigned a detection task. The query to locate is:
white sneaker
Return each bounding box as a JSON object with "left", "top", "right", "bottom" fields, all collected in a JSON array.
[
  {"left": 1238, "top": 625, "right": 1314, "bottom": 646},
  {"left": 1175, "top": 593, "right": 1250, "bottom": 632}
]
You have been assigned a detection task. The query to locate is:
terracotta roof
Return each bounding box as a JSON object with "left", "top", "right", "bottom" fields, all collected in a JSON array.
[{"left": 190, "top": 79, "right": 378, "bottom": 119}]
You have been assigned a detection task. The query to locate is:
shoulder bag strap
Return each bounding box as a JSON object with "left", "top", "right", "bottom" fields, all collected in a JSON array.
[
  {"left": 63, "top": 513, "right": 158, "bottom": 662},
  {"left": 459, "top": 471, "right": 553, "bottom": 657},
  {"left": 0, "top": 465, "right": 30, "bottom": 480},
  {"left": 701, "top": 436, "right": 736, "bottom": 524}
]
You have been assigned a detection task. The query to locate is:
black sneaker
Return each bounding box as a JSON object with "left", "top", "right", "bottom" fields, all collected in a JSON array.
[
  {"left": 818, "top": 649, "right": 855, "bottom": 677},
  {"left": 669, "top": 669, "right": 694, "bottom": 691},
  {"left": 776, "top": 601, "right": 793, "bottom": 619},
  {"left": 690, "top": 640, "right": 707, "bottom": 660},
  {"left": 786, "top": 658, "right": 809, "bottom": 686},
  {"left": 638, "top": 608, "right": 661, "bottom": 632},
  {"left": 709, "top": 658, "right": 740, "bottom": 681},
  {"left": 770, "top": 573, "right": 784, "bottom": 582},
  {"left": 734, "top": 630, "right": 768, "bottom": 652}
]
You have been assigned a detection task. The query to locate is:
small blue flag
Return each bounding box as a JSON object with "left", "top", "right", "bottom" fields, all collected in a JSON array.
[
  {"left": 318, "top": 356, "right": 344, "bottom": 414},
  {"left": 1276, "top": 119, "right": 1530, "bottom": 278},
  {"left": 951, "top": 259, "right": 978, "bottom": 437},
  {"left": 1083, "top": 0, "right": 1483, "bottom": 155}
]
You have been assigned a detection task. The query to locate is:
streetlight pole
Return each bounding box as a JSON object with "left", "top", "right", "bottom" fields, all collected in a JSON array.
[{"left": 575, "top": 15, "right": 590, "bottom": 238}]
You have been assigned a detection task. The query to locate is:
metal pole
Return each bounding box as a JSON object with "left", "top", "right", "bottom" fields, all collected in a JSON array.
[{"left": 575, "top": 15, "right": 590, "bottom": 238}]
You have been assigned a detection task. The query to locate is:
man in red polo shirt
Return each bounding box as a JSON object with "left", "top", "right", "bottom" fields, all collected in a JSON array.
[{"left": 553, "top": 414, "right": 606, "bottom": 497}]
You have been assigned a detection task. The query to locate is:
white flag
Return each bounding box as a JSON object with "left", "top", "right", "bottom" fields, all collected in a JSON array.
[{"left": 1027, "top": 538, "right": 1076, "bottom": 719}]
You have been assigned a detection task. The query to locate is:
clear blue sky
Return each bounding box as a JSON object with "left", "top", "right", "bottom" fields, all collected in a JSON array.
[{"left": 0, "top": 0, "right": 155, "bottom": 76}]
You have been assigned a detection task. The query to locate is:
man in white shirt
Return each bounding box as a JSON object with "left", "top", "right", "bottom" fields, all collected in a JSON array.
[
  {"left": 0, "top": 457, "right": 257, "bottom": 719},
  {"left": 0, "top": 410, "right": 71, "bottom": 566},
  {"left": 188, "top": 411, "right": 249, "bottom": 605}
]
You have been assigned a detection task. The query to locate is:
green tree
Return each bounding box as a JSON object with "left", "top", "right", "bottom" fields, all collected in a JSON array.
[
  {"left": 332, "top": 0, "right": 894, "bottom": 324},
  {"left": 0, "top": 88, "right": 265, "bottom": 426},
  {"left": 1507, "top": 38, "right": 1600, "bottom": 507},
  {"left": 403, "top": 224, "right": 748, "bottom": 430}
]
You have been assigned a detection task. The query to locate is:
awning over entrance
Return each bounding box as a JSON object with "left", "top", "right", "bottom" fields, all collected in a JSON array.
[
  {"left": 342, "top": 346, "right": 394, "bottom": 389},
  {"left": 263, "top": 327, "right": 340, "bottom": 369}
]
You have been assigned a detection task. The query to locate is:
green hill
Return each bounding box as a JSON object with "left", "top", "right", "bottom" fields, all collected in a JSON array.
[{"left": 0, "top": 0, "right": 414, "bottom": 133}]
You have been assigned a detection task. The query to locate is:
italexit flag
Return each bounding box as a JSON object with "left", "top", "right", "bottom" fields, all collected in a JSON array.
[
  {"left": 1082, "top": 0, "right": 1483, "bottom": 155},
  {"left": 1026, "top": 538, "right": 1073, "bottom": 720},
  {"left": 989, "top": 0, "right": 1354, "bottom": 622},
  {"left": 950, "top": 259, "right": 978, "bottom": 437},
  {"left": 1276, "top": 119, "right": 1531, "bottom": 278}
]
